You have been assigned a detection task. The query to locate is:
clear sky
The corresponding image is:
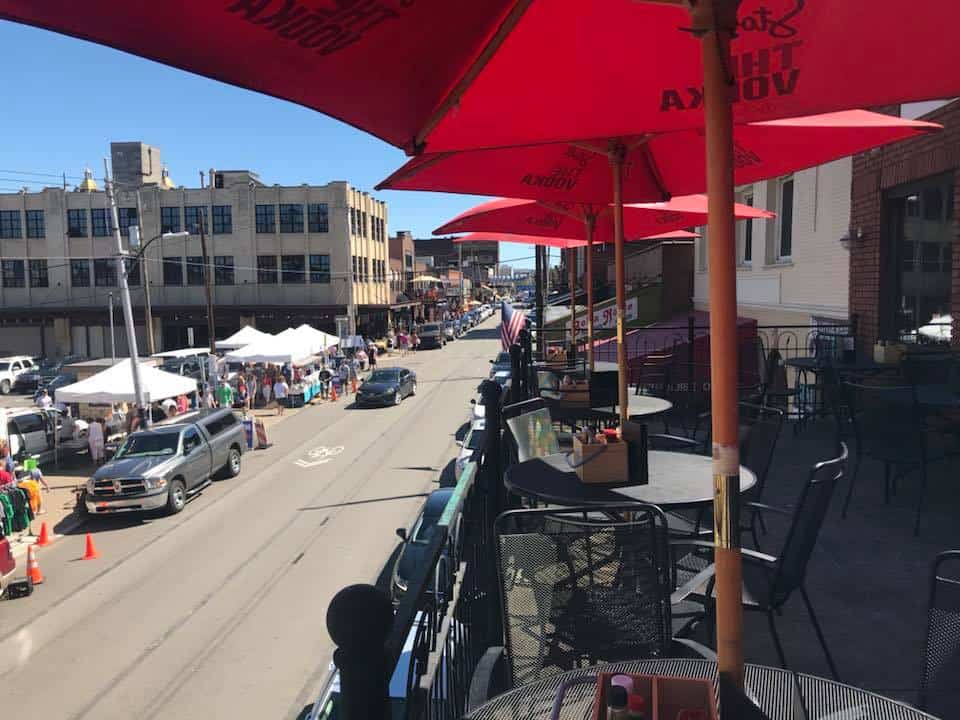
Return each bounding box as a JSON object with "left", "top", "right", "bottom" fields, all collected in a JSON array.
[{"left": 0, "top": 21, "right": 545, "bottom": 269}]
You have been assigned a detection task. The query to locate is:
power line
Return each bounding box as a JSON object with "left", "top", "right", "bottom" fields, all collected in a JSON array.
[{"left": 0, "top": 168, "right": 83, "bottom": 180}]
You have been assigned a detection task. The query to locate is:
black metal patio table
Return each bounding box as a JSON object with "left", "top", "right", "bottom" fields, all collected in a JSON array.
[
  {"left": 464, "top": 659, "right": 939, "bottom": 720},
  {"left": 504, "top": 451, "right": 756, "bottom": 509}
]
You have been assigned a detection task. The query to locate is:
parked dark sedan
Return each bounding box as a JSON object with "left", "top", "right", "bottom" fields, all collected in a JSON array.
[
  {"left": 356, "top": 367, "right": 417, "bottom": 406},
  {"left": 391, "top": 487, "right": 454, "bottom": 603},
  {"left": 15, "top": 356, "right": 83, "bottom": 393}
]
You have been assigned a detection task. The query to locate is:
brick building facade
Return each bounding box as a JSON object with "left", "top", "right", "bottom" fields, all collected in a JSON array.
[{"left": 850, "top": 101, "right": 960, "bottom": 347}]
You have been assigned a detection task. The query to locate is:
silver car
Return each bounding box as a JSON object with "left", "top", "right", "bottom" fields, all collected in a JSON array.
[{"left": 84, "top": 408, "right": 245, "bottom": 516}]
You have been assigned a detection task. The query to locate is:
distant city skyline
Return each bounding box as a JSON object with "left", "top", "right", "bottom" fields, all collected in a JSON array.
[{"left": 0, "top": 21, "right": 548, "bottom": 268}]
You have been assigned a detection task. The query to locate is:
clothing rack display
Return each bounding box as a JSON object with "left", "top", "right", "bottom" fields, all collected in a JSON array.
[{"left": 0, "top": 483, "right": 33, "bottom": 537}]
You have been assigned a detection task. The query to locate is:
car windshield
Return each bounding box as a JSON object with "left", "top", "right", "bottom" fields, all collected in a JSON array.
[
  {"left": 368, "top": 369, "right": 400, "bottom": 383},
  {"left": 465, "top": 429, "right": 486, "bottom": 450},
  {"left": 115, "top": 432, "right": 180, "bottom": 458},
  {"left": 422, "top": 324, "right": 440, "bottom": 332},
  {"left": 494, "top": 352, "right": 510, "bottom": 364},
  {"left": 411, "top": 512, "right": 442, "bottom": 544}
]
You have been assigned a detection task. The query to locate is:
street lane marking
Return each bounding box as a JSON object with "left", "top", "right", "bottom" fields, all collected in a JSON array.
[{"left": 293, "top": 445, "right": 345, "bottom": 468}]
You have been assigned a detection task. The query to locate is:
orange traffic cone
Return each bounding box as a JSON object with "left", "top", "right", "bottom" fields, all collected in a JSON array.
[
  {"left": 35, "top": 521, "right": 52, "bottom": 547},
  {"left": 330, "top": 383, "right": 338, "bottom": 402},
  {"left": 82, "top": 533, "right": 100, "bottom": 560},
  {"left": 27, "top": 545, "right": 43, "bottom": 584}
]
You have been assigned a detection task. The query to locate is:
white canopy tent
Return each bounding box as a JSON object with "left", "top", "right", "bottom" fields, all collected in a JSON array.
[
  {"left": 223, "top": 336, "right": 316, "bottom": 365},
  {"left": 56, "top": 359, "right": 198, "bottom": 404},
  {"left": 273, "top": 325, "right": 338, "bottom": 355},
  {"left": 215, "top": 326, "right": 274, "bottom": 350}
]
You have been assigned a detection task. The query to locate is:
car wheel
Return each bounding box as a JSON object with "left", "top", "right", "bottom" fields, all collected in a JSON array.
[
  {"left": 223, "top": 447, "right": 241, "bottom": 478},
  {"left": 393, "top": 391, "right": 402, "bottom": 406},
  {"left": 166, "top": 478, "right": 187, "bottom": 515},
  {"left": 0, "top": 380, "right": 9, "bottom": 395}
]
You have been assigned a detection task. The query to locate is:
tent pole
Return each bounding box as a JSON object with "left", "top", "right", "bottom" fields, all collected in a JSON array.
[
  {"left": 609, "top": 143, "right": 628, "bottom": 426},
  {"left": 585, "top": 216, "right": 595, "bottom": 373},
  {"left": 697, "top": 0, "right": 744, "bottom": 691}
]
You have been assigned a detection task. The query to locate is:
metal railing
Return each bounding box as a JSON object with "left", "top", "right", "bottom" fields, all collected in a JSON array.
[{"left": 326, "top": 381, "right": 504, "bottom": 720}]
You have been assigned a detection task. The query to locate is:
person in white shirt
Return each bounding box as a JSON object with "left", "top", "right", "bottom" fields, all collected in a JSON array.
[
  {"left": 273, "top": 377, "right": 289, "bottom": 416},
  {"left": 36, "top": 389, "right": 52, "bottom": 409}
]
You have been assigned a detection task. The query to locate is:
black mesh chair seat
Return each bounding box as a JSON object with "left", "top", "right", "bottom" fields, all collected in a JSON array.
[{"left": 920, "top": 550, "right": 960, "bottom": 715}]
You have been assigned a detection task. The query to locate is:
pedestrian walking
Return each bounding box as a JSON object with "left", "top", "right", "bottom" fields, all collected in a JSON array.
[
  {"left": 217, "top": 381, "right": 234, "bottom": 409},
  {"left": 411, "top": 331, "right": 420, "bottom": 352},
  {"left": 36, "top": 388, "right": 52, "bottom": 409},
  {"left": 368, "top": 344, "right": 378, "bottom": 369},
  {"left": 261, "top": 374, "right": 273, "bottom": 406},
  {"left": 273, "top": 376, "right": 289, "bottom": 416},
  {"left": 87, "top": 417, "right": 105, "bottom": 465}
]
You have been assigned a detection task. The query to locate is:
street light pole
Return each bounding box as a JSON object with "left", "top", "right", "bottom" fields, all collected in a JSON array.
[
  {"left": 104, "top": 158, "right": 147, "bottom": 426},
  {"left": 136, "top": 190, "right": 157, "bottom": 355},
  {"left": 108, "top": 292, "right": 116, "bottom": 362}
]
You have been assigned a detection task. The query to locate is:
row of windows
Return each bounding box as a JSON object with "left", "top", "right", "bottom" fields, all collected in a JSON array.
[
  {"left": 255, "top": 203, "right": 329, "bottom": 234},
  {"left": 351, "top": 256, "right": 387, "bottom": 282},
  {"left": 349, "top": 207, "right": 386, "bottom": 242},
  {"left": 162, "top": 254, "right": 338, "bottom": 286},
  {"left": 0, "top": 209, "right": 46, "bottom": 239}
]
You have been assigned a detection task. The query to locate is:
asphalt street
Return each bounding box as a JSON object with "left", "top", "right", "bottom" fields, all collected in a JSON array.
[{"left": 0, "top": 319, "right": 501, "bottom": 720}]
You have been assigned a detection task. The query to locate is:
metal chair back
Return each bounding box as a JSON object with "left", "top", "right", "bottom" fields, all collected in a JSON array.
[
  {"left": 768, "top": 446, "right": 847, "bottom": 606},
  {"left": 842, "top": 381, "right": 923, "bottom": 460},
  {"left": 920, "top": 550, "right": 960, "bottom": 713},
  {"left": 494, "top": 504, "right": 673, "bottom": 687},
  {"left": 739, "top": 403, "right": 784, "bottom": 497}
]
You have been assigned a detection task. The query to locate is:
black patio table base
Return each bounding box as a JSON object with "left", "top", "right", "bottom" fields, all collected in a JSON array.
[{"left": 465, "top": 659, "right": 939, "bottom": 720}]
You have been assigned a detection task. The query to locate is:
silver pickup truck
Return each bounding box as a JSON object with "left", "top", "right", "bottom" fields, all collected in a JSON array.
[{"left": 83, "top": 408, "right": 246, "bottom": 516}]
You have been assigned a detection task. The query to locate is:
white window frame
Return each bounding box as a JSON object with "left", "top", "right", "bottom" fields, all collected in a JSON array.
[{"left": 776, "top": 176, "right": 795, "bottom": 262}]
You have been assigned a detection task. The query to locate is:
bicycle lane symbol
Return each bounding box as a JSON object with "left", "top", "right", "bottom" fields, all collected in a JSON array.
[{"left": 293, "top": 445, "right": 345, "bottom": 468}]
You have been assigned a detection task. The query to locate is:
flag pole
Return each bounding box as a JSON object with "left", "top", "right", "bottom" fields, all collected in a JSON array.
[{"left": 695, "top": 0, "right": 744, "bottom": 690}]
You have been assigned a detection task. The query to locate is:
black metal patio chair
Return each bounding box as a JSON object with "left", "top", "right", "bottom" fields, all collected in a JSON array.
[
  {"left": 467, "top": 504, "right": 713, "bottom": 711},
  {"left": 841, "top": 380, "right": 953, "bottom": 535},
  {"left": 673, "top": 445, "right": 848, "bottom": 681},
  {"left": 919, "top": 550, "right": 960, "bottom": 715}
]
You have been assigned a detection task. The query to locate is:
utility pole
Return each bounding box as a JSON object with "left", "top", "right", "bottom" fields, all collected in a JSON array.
[
  {"left": 534, "top": 244, "right": 544, "bottom": 360},
  {"left": 198, "top": 170, "right": 216, "bottom": 353},
  {"left": 136, "top": 190, "right": 157, "bottom": 355},
  {"left": 458, "top": 242, "right": 464, "bottom": 313},
  {"left": 108, "top": 292, "right": 116, "bottom": 362},
  {"left": 104, "top": 158, "right": 147, "bottom": 426}
]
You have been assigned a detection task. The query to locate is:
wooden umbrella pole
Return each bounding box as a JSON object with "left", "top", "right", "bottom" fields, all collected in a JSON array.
[
  {"left": 568, "top": 247, "right": 577, "bottom": 357},
  {"left": 609, "top": 143, "right": 629, "bottom": 426},
  {"left": 696, "top": 0, "right": 744, "bottom": 691},
  {"left": 585, "top": 216, "right": 596, "bottom": 373}
]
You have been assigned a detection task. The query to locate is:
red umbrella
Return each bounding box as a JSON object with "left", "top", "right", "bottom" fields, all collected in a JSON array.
[
  {"left": 437, "top": 195, "right": 770, "bottom": 361},
  {"left": 379, "top": 110, "right": 939, "bottom": 203},
  {"left": 3, "top": 2, "right": 956, "bottom": 154}
]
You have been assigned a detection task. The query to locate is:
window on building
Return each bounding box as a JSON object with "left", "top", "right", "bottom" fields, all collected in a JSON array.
[
  {"left": 361, "top": 210, "right": 368, "bottom": 238},
  {"left": 0, "top": 210, "right": 21, "bottom": 239},
  {"left": 161, "top": 206, "right": 181, "bottom": 233},
  {"left": 214, "top": 172, "right": 224, "bottom": 189},
  {"left": 185, "top": 206, "right": 208, "bottom": 234},
  {"left": 1, "top": 259, "right": 24, "bottom": 287},
  {"left": 255, "top": 204, "right": 275, "bottom": 233},
  {"left": 257, "top": 255, "right": 278, "bottom": 284},
  {"left": 309, "top": 254, "right": 331, "bottom": 283},
  {"left": 91, "top": 208, "right": 109, "bottom": 237},
  {"left": 186, "top": 256, "right": 205, "bottom": 285},
  {"left": 70, "top": 259, "right": 90, "bottom": 287},
  {"left": 352, "top": 255, "right": 358, "bottom": 281},
  {"left": 124, "top": 257, "right": 141, "bottom": 286},
  {"left": 28, "top": 259, "right": 48, "bottom": 288},
  {"left": 308, "top": 203, "right": 329, "bottom": 232},
  {"left": 163, "top": 257, "right": 183, "bottom": 286},
  {"left": 94, "top": 258, "right": 117, "bottom": 287},
  {"left": 212, "top": 205, "right": 232, "bottom": 234},
  {"left": 349, "top": 207, "right": 356, "bottom": 235},
  {"left": 117, "top": 207, "right": 138, "bottom": 235},
  {"left": 281, "top": 254, "right": 305, "bottom": 283},
  {"left": 279, "top": 204, "right": 304, "bottom": 233},
  {"left": 741, "top": 193, "right": 753, "bottom": 264},
  {"left": 777, "top": 177, "right": 794, "bottom": 260},
  {"left": 363, "top": 257, "right": 370, "bottom": 282},
  {"left": 25, "top": 209, "right": 44, "bottom": 239},
  {"left": 214, "top": 255, "right": 235, "bottom": 285},
  {"left": 67, "top": 209, "right": 87, "bottom": 238}
]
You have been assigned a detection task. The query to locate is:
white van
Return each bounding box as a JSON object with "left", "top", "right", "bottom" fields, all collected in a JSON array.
[{"left": 0, "top": 407, "right": 83, "bottom": 465}]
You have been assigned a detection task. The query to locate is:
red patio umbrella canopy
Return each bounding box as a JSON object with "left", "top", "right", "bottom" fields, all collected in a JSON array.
[
  {"left": 451, "top": 229, "right": 700, "bottom": 249},
  {"left": 3, "top": 2, "right": 957, "bottom": 153},
  {"left": 380, "top": 110, "right": 940, "bottom": 203},
  {"left": 434, "top": 195, "right": 772, "bottom": 241}
]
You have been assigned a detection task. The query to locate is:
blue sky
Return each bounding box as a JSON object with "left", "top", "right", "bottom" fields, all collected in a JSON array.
[{"left": 0, "top": 22, "right": 544, "bottom": 268}]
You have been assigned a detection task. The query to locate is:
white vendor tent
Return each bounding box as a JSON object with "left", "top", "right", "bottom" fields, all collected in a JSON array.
[
  {"left": 56, "top": 359, "right": 198, "bottom": 404},
  {"left": 223, "top": 336, "right": 316, "bottom": 365},
  {"left": 215, "top": 326, "right": 274, "bottom": 350}
]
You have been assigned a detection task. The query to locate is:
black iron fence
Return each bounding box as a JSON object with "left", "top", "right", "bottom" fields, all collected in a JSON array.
[{"left": 325, "top": 382, "right": 505, "bottom": 720}]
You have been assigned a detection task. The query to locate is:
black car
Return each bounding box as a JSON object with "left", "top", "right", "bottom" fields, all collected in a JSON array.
[
  {"left": 391, "top": 487, "right": 454, "bottom": 603},
  {"left": 355, "top": 367, "right": 417, "bottom": 406},
  {"left": 15, "top": 356, "right": 81, "bottom": 393},
  {"left": 489, "top": 351, "right": 512, "bottom": 378}
]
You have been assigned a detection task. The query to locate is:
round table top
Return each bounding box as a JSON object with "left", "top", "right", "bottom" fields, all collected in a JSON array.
[
  {"left": 465, "top": 659, "right": 938, "bottom": 720},
  {"left": 504, "top": 451, "right": 757, "bottom": 508},
  {"left": 592, "top": 393, "right": 673, "bottom": 419}
]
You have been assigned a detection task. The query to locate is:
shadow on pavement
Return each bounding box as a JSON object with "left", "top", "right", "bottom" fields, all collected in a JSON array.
[{"left": 437, "top": 458, "right": 458, "bottom": 488}]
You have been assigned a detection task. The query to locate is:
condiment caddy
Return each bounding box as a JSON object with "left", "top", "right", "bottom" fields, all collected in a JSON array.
[{"left": 592, "top": 672, "right": 717, "bottom": 720}]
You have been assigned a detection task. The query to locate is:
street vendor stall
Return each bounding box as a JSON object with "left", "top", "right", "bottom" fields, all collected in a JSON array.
[{"left": 215, "top": 326, "right": 274, "bottom": 350}]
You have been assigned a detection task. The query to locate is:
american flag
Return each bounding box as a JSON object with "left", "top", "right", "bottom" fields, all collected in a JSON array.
[{"left": 500, "top": 300, "right": 525, "bottom": 350}]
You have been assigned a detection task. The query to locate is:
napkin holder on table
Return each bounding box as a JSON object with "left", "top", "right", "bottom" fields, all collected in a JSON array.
[{"left": 570, "top": 421, "right": 648, "bottom": 485}]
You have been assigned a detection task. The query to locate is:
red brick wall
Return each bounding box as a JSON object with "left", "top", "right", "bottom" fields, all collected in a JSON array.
[{"left": 850, "top": 101, "right": 960, "bottom": 347}]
